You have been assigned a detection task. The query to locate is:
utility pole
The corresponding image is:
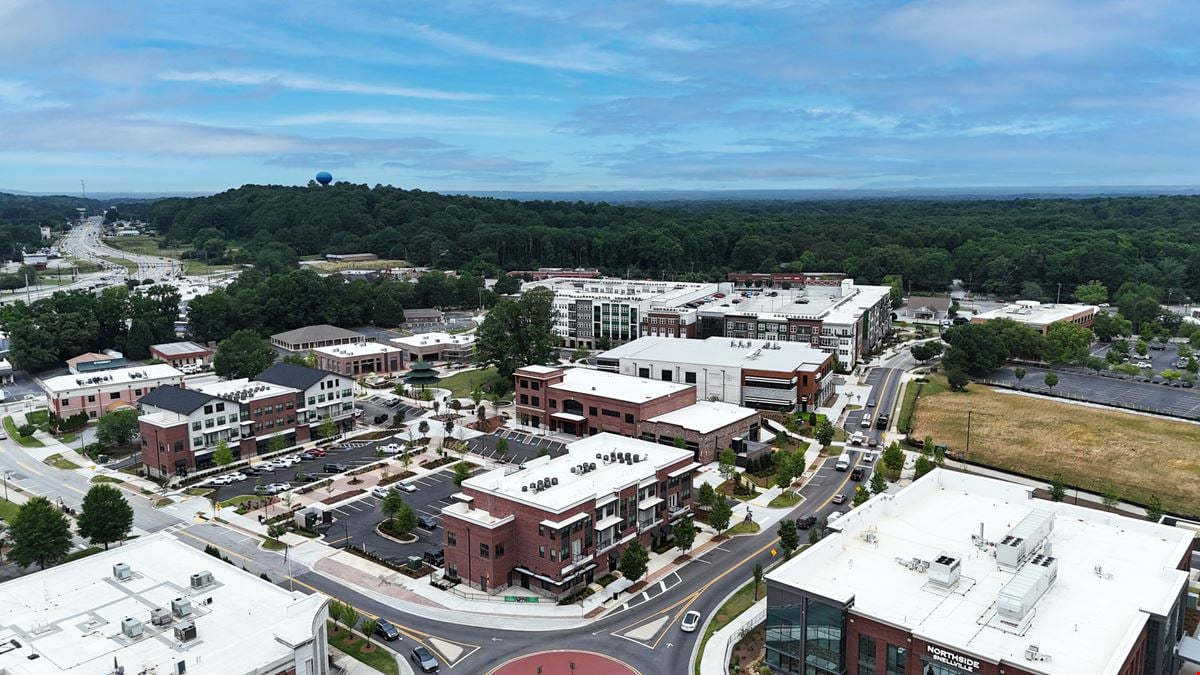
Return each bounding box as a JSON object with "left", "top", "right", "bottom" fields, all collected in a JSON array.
[
  {"left": 1056, "top": 283, "right": 1061, "bottom": 304},
  {"left": 965, "top": 409, "right": 972, "bottom": 472}
]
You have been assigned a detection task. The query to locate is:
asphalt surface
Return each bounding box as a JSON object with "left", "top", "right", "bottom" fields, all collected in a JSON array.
[
  {"left": 987, "top": 364, "right": 1200, "bottom": 419},
  {"left": 466, "top": 429, "right": 568, "bottom": 465},
  {"left": 843, "top": 366, "right": 905, "bottom": 443},
  {"left": 324, "top": 470, "right": 460, "bottom": 560},
  {"left": 202, "top": 439, "right": 390, "bottom": 500}
]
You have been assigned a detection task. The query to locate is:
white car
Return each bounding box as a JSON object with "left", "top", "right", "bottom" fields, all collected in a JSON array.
[
  {"left": 380, "top": 443, "right": 402, "bottom": 455},
  {"left": 226, "top": 472, "right": 248, "bottom": 482},
  {"left": 372, "top": 486, "right": 394, "bottom": 499},
  {"left": 396, "top": 482, "right": 418, "bottom": 493},
  {"left": 680, "top": 610, "right": 701, "bottom": 633},
  {"left": 206, "top": 475, "right": 235, "bottom": 486},
  {"left": 1135, "top": 361, "right": 1153, "bottom": 369}
]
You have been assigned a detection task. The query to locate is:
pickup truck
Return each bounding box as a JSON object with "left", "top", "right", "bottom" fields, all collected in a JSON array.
[{"left": 850, "top": 468, "right": 864, "bottom": 481}]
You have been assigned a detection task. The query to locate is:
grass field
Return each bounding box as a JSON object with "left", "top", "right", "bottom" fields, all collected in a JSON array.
[
  {"left": 102, "top": 236, "right": 182, "bottom": 257},
  {"left": 328, "top": 622, "right": 398, "bottom": 675},
  {"left": 309, "top": 259, "right": 412, "bottom": 272},
  {"left": 3, "top": 416, "right": 44, "bottom": 447},
  {"left": 438, "top": 367, "right": 504, "bottom": 399},
  {"left": 183, "top": 259, "right": 237, "bottom": 275},
  {"left": 911, "top": 376, "right": 1200, "bottom": 516},
  {"left": 0, "top": 498, "right": 20, "bottom": 523}
]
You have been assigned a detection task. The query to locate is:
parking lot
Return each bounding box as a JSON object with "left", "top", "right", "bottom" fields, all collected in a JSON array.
[
  {"left": 203, "top": 438, "right": 397, "bottom": 501},
  {"left": 465, "top": 429, "right": 568, "bottom": 465},
  {"left": 358, "top": 394, "right": 424, "bottom": 426},
  {"left": 325, "top": 469, "right": 461, "bottom": 562},
  {"left": 987, "top": 364, "right": 1200, "bottom": 419}
]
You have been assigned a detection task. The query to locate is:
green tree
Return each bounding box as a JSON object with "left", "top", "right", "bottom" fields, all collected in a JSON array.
[
  {"left": 494, "top": 437, "right": 509, "bottom": 459},
  {"left": 453, "top": 461, "right": 471, "bottom": 486},
  {"left": 778, "top": 518, "right": 800, "bottom": 557},
  {"left": 281, "top": 351, "right": 317, "bottom": 368},
  {"left": 913, "top": 455, "right": 934, "bottom": 479},
  {"left": 697, "top": 482, "right": 717, "bottom": 510},
  {"left": 359, "top": 618, "right": 378, "bottom": 647},
  {"left": 852, "top": 485, "right": 870, "bottom": 507},
  {"left": 870, "top": 467, "right": 888, "bottom": 495},
  {"left": 76, "top": 484, "right": 134, "bottom": 550},
  {"left": 382, "top": 492, "right": 418, "bottom": 535},
  {"left": 470, "top": 386, "right": 485, "bottom": 410},
  {"left": 1135, "top": 339, "right": 1148, "bottom": 356},
  {"left": 618, "top": 541, "right": 649, "bottom": 582},
  {"left": 1144, "top": 494, "right": 1163, "bottom": 521},
  {"left": 1101, "top": 480, "right": 1120, "bottom": 510},
  {"left": 775, "top": 450, "right": 804, "bottom": 489},
  {"left": 882, "top": 442, "right": 905, "bottom": 472},
  {"left": 1073, "top": 280, "right": 1108, "bottom": 305},
  {"left": 318, "top": 414, "right": 339, "bottom": 440},
  {"left": 1043, "top": 372, "right": 1058, "bottom": 391},
  {"left": 709, "top": 497, "right": 733, "bottom": 533},
  {"left": 942, "top": 322, "right": 1010, "bottom": 375},
  {"left": 815, "top": 419, "right": 834, "bottom": 445},
  {"left": 212, "top": 440, "right": 235, "bottom": 468},
  {"left": 475, "top": 287, "right": 557, "bottom": 377},
  {"left": 753, "top": 563, "right": 764, "bottom": 600},
  {"left": 213, "top": 329, "right": 275, "bottom": 379},
  {"left": 1044, "top": 321, "right": 1095, "bottom": 364},
  {"left": 946, "top": 369, "right": 969, "bottom": 391},
  {"left": 329, "top": 600, "right": 350, "bottom": 632},
  {"left": 881, "top": 274, "right": 903, "bottom": 309},
  {"left": 718, "top": 448, "right": 737, "bottom": 482},
  {"left": 8, "top": 497, "right": 72, "bottom": 570},
  {"left": 1049, "top": 474, "right": 1066, "bottom": 502},
  {"left": 1092, "top": 312, "right": 1132, "bottom": 342},
  {"left": 673, "top": 516, "right": 696, "bottom": 555},
  {"left": 96, "top": 409, "right": 140, "bottom": 447}
]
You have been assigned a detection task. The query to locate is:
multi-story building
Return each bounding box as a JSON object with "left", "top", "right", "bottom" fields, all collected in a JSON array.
[
  {"left": 639, "top": 400, "right": 762, "bottom": 464},
  {"left": 0, "top": 533, "right": 331, "bottom": 675},
  {"left": 440, "top": 433, "right": 697, "bottom": 597},
  {"left": 270, "top": 324, "right": 371, "bottom": 352},
  {"left": 391, "top": 332, "right": 477, "bottom": 364},
  {"left": 254, "top": 363, "right": 357, "bottom": 437},
  {"left": 66, "top": 350, "right": 128, "bottom": 374},
  {"left": 402, "top": 308, "right": 446, "bottom": 328},
  {"left": 523, "top": 278, "right": 722, "bottom": 348},
  {"left": 509, "top": 267, "right": 602, "bottom": 281},
  {"left": 149, "top": 340, "right": 213, "bottom": 369},
  {"left": 314, "top": 341, "right": 404, "bottom": 376},
  {"left": 970, "top": 301, "right": 1097, "bottom": 334},
  {"left": 763, "top": 469, "right": 1193, "bottom": 675},
  {"left": 597, "top": 336, "right": 835, "bottom": 412},
  {"left": 42, "top": 363, "right": 184, "bottom": 421},
  {"left": 138, "top": 385, "right": 249, "bottom": 478},
  {"left": 514, "top": 365, "right": 695, "bottom": 437}
]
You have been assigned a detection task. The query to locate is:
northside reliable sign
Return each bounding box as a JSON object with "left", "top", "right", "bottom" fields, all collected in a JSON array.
[{"left": 925, "top": 644, "right": 982, "bottom": 673}]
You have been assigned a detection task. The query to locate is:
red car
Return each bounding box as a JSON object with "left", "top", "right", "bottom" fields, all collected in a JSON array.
[{"left": 309, "top": 448, "right": 327, "bottom": 457}]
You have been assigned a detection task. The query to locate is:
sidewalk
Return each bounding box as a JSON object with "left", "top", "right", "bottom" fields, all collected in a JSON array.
[{"left": 698, "top": 598, "right": 765, "bottom": 675}]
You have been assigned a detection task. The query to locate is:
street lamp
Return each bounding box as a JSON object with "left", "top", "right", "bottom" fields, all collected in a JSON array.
[{"left": 1, "top": 471, "right": 8, "bottom": 502}]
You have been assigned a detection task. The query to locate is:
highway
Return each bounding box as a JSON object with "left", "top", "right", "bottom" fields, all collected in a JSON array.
[{"left": 59, "top": 217, "right": 182, "bottom": 283}]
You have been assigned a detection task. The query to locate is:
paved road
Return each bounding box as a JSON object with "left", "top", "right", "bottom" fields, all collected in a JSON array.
[
  {"left": 63, "top": 218, "right": 182, "bottom": 283},
  {"left": 843, "top": 366, "right": 905, "bottom": 443}
]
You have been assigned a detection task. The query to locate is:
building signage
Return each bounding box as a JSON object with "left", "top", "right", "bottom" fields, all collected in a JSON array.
[{"left": 926, "top": 644, "right": 981, "bottom": 673}]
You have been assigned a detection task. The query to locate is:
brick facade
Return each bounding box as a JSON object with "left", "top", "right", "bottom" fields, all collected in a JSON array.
[
  {"left": 514, "top": 367, "right": 697, "bottom": 437},
  {"left": 139, "top": 418, "right": 192, "bottom": 478}
]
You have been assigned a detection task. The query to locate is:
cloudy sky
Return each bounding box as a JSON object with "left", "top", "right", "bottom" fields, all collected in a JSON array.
[{"left": 2, "top": 0, "right": 1198, "bottom": 193}]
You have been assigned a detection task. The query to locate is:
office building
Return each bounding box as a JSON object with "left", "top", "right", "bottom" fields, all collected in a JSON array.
[
  {"left": 639, "top": 400, "right": 762, "bottom": 464},
  {"left": 441, "top": 433, "right": 696, "bottom": 597},
  {"left": 970, "top": 301, "right": 1097, "bottom": 334},
  {"left": 597, "top": 336, "right": 835, "bottom": 412},
  {"left": 391, "top": 332, "right": 476, "bottom": 364},
  {"left": 0, "top": 534, "right": 330, "bottom": 675},
  {"left": 66, "top": 350, "right": 127, "bottom": 374},
  {"left": 402, "top": 308, "right": 446, "bottom": 328},
  {"left": 764, "top": 469, "right": 1192, "bottom": 675},
  {"left": 514, "top": 365, "right": 695, "bottom": 437},
  {"left": 42, "top": 363, "right": 184, "bottom": 421},
  {"left": 270, "top": 324, "right": 371, "bottom": 352},
  {"left": 149, "top": 341, "right": 213, "bottom": 369},
  {"left": 314, "top": 341, "right": 404, "bottom": 376}
]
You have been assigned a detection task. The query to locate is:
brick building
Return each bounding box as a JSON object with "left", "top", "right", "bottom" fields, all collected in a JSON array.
[
  {"left": 514, "top": 365, "right": 695, "bottom": 437},
  {"left": 440, "top": 434, "right": 697, "bottom": 598},
  {"left": 149, "top": 341, "right": 213, "bottom": 369},
  {"left": 970, "top": 301, "right": 1097, "bottom": 335},
  {"left": 639, "top": 400, "right": 762, "bottom": 464},
  {"left": 314, "top": 341, "right": 404, "bottom": 376},
  {"left": 270, "top": 324, "right": 370, "bottom": 352},
  {"left": 42, "top": 363, "right": 184, "bottom": 421},
  {"left": 764, "top": 470, "right": 1192, "bottom": 675},
  {"left": 390, "top": 332, "right": 476, "bottom": 364}
]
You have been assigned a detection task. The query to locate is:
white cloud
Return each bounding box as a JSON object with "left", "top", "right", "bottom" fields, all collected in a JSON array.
[
  {"left": 159, "top": 69, "right": 492, "bottom": 101},
  {"left": 404, "top": 21, "right": 631, "bottom": 74},
  {"left": 271, "top": 111, "right": 549, "bottom": 136},
  {"left": 0, "top": 78, "right": 62, "bottom": 111}
]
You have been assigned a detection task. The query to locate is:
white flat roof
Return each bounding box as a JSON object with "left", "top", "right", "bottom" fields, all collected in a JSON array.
[
  {"left": 0, "top": 534, "right": 327, "bottom": 675},
  {"left": 526, "top": 278, "right": 718, "bottom": 306},
  {"left": 41, "top": 363, "right": 184, "bottom": 394},
  {"left": 974, "top": 301, "right": 1097, "bottom": 326},
  {"left": 194, "top": 377, "right": 296, "bottom": 401},
  {"left": 314, "top": 341, "right": 402, "bottom": 358},
  {"left": 767, "top": 470, "right": 1192, "bottom": 675},
  {"left": 461, "top": 433, "right": 693, "bottom": 513},
  {"left": 517, "top": 364, "right": 559, "bottom": 375},
  {"left": 599, "top": 336, "right": 828, "bottom": 372},
  {"left": 645, "top": 400, "right": 759, "bottom": 434},
  {"left": 550, "top": 367, "right": 693, "bottom": 403},
  {"left": 695, "top": 281, "right": 889, "bottom": 323},
  {"left": 390, "top": 332, "right": 476, "bottom": 349}
]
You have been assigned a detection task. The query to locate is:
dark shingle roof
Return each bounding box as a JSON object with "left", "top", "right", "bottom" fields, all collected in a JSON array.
[
  {"left": 254, "top": 363, "right": 338, "bottom": 391},
  {"left": 138, "top": 385, "right": 231, "bottom": 414},
  {"left": 270, "top": 324, "right": 364, "bottom": 344}
]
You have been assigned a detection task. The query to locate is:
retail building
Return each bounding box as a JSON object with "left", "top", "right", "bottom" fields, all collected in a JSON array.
[
  {"left": 970, "top": 301, "right": 1097, "bottom": 334},
  {"left": 514, "top": 365, "right": 695, "bottom": 437},
  {"left": 270, "top": 324, "right": 370, "bottom": 352},
  {"left": 42, "top": 363, "right": 184, "bottom": 420},
  {"left": 764, "top": 469, "right": 1192, "bottom": 675},
  {"left": 314, "top": 341, "right": 404, "bottom": 376},
  {"left": 149, "top": 341, "right": 214, "bottom": 369},
  {"left": 391, "top": 332, "right": 477, "bottom": 364}
]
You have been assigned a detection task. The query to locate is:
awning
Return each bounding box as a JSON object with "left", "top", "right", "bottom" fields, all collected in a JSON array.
[
  {"left": 540, "top": 511, "right": 589, "bottom": 530},
  {"left": 595, "top": 493, "right": 618, "bottom": 508},
  {"left": 668, "top": 462, "right": 701, "bottom": 478},
  {"left": 595, "top": 515, "right": 622, "bottom": 531},
  {"left": 551, "top": 412, "right": 587, "bottom": 422},
  {"left": 639, "top": 496, "right": 664, "bottom": 510}
]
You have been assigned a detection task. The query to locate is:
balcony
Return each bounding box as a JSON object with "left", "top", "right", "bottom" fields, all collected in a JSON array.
[
  {"left": 668, "top": 503, "right": 690, "bottom": 519},
  {"left": 595, "top": 537, "right": 615, "bottom": 553},
  {"left": 637, "top": 518, "right": 657, "bottom": 532}
]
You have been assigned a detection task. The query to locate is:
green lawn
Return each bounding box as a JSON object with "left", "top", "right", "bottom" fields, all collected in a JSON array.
[
  {"left": 101, "top": 236, "right": 180, "bottom": 257},
  {"left": 44, "top": 454, "right": 81, "bottom": 470},
  {"left": 438, "top": 367, "right": 505, "bottom": 399},
  {"left": 183, "top": 260, "right": 238, "bottom": 275},
  {"left": 727, "top": 520, "right": 761, "bottom": 536},
  {"left": 0, "top": 498, "right": 20, "bottom": 523},
  {"left": 3, "top": 416, "right": 44, "bottom": 447},
  {"left": 101, "top": 256, "right": 138, "bottom": 275},
  {"left": 57, "top": 433, "right": 77, "bottom": 443},
  {"left": 219, "top": 494, "right": 259, "bottom": 508},
  {"left": 262, "top": 538, "right": 287, "bottom": 551},
  {"left": 328, "top": 622, "right": 399, "bottom": 675},
  {"left": 91, "top": 475, "right": 124, "bottom": 484},
  {"left": 767, "top": 491, "right": 802, "bottom": 508},
  {"left": 27, "top": 409, "right": 50, "bottom": 430}
]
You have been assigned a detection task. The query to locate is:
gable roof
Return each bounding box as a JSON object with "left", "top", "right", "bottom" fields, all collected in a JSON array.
[
  {"left": 254, "top": 363, "right": 340, "bottom": 390},
  {"left": 138, "top": 385, "right": 233, "bottom": 414},
  {"left": 270, "top": 324, "right": 364, "bottom": 344}
]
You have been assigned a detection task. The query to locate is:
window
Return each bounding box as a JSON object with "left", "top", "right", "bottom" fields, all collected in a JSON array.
[
  {"left": 88, "top": 395, "right": 96, "bottom": 403},
  {"left": 885, "top": 644, "right": 906, "bottom": 675},
  {"left": 204, "top": 419, "right": 214, "bottom": 429},
  {"left": 134, "top": 388, "right": 142, "bottom": 396},
  {"left": 60, "top": 398, "right": 70, "bottom": 406},
  {"left": 307, "top": 396, "right": 315, "bottom": 406},
  {"left": 531, "top": 381, "right": 540, "bottom": 391},
  {"left": 638, "top": 367, "right": 650, "bottom": 378},
  {"left": 531, "top": 396, "right": 540, "bottom": 406},
  {"left": 519, "top": 379, "right": 528, "bottom": 389},
  {"left": 857, "top": 635, "right": 876, "bottom": 675},
  {"left": 193, "top": 436, "right": 203, "bottom": 446},
  {"left": 204, "top": 405, "right": 213, "bottom": 414},
  {"left": 479, "top": 543, "right": 490, "bottom": 559},
  {"left": 624, "top": 413, "right": 634, "bottom": 423},
  {"left": 173, "top": 441, "right": 185, "bottom": 453},
  {"left": 216, "top": 402, "right": 225, "bottom": 412},
  {"left": 660, "top": 371, "right": 673, "bottom": 382},
  {"left": 230, "top": 412, "right": 238, "bottom": 422},
  {"left": 805, "top": 599, "right": 845, "bottom": 675},
  {"left": 216, "top": 416, "right": 225, "bottom": 425},
  {"left": 550, "top": 399, "right": 558, "bottom": 408},
  {"left": 601, "top": 408, "right": 619, "bottom": 418},
  {"left": 520, "top": 394, "right": 529, "bottom": 405},
  {"left": 588, "top": 406, "right": 598, "bottom": 416},
  {"left": 685, "top": 371, "right": 697, "bottom": 384},
  {"left": 539, "top": 545, "right": 545, "bottom": 558},
  {"left": 495, "top": 542, "right": 504, "bottom": 557},
  {"left": 192, "top": 422, "right": 201, "bottom": 431}
]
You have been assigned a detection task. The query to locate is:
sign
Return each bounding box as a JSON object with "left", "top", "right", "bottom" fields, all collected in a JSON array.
[
  {"left": 770, "top": 548, "right": 777, "bottom": 557},
  {"left": 503, "top": 596, "right": 540, "bottom": 603},
  {"left": 925, "top": 644, "right": 981, "bottom": 673}
]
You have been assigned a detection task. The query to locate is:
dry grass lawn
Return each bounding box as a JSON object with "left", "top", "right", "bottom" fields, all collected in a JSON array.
[
  {"left": 912, "top": 377, "right": 1200, "bottom": 517},
  {"left": 309, "top": 259, "right": 412, "bottom": 271}
]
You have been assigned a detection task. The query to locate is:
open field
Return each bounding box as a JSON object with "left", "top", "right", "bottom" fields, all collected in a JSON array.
[
  {"left": 438, "top": 367, "right": 507, "bottom": 399},
  {"left": 102, "top": 236, "right": 185, "bottom": 257},
  {"left": 101, "top": 256, "right": 138, "bottom": 275},
  {"left": 912, "top": 376, "right": 1200, "bottom": 516},
  {"left": 307, "top": 258, "right": 412, "bottom": 272}
]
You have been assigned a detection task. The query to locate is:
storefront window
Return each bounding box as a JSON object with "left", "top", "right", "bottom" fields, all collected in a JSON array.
[
  {"left": 857, "top": 634, "right": 876, "bottom": 675},
  {"left": 765, "top": 599, "right": 803, "bottom": 673},
  {"left": 804, "top": 598, "right": 844, "bottom": 675},
  {"left": 885, "top": 644, "right": 907, "bottom": 675}
]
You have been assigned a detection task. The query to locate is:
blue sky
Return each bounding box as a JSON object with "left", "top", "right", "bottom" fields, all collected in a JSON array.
[{"left": 2, "top": 0, "right": 1199, "bottom": 193}]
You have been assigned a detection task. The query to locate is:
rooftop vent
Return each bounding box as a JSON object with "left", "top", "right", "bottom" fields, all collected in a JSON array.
[
  {"left": 551, "top": 477, "right": 559, "bottom": 486},
  {"left": 996, "top": 509, "right": 1054, "bottom": 569},
  {"left": 112, "top": 562, "right": 132, "bottom": 581},
  {"left": 171, "top": 597, "right": 192, "bottom": 617},
  {"left": 928, "top": 553, "right": 961, "bottom": 589},
  {"left": 1025, "top": 645, "right": 1052, "bottom": 662},
  {"left": 189, "top": 571, "right": 214, "bottom": 590},
  {"left": 121, "top": 617, "right": 143, "bottom": 639},
  {"left": 996, "top": 554, "right": 1058, "bottom": 625}
]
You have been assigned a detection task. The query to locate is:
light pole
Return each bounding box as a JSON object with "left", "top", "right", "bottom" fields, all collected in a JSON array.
[
  {"left": 964, "top": 409, "right": 972, "bottom": 473},
  {"left": 2, "top": 471, "right": 8, "bottom": 502}
]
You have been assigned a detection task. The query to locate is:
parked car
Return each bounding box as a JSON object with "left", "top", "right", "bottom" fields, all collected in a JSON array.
[
  {"left": 866, "top": 398, "right": 876, "bottom": 408},
  {"left": 323, "top": 463, "right": 350, "bottom": 473},
  {"left": 270, "top": 482, "right": 292, "bottom": 492},
  {"left": 424, "top": 549, "right": 445, "bottom": 566},
  {"left": 380, "top": 443, "right": 402, "bottom": 455},
  {"left": 297, "top": 453, "right": 317, "bottom": 461},
  {"left": 293, "top": 472, "right": 318, "bottom": 483},
  {"left": 374, "top": 619, "right": 400, "bottom": 642},
  {"left": 396, "top": 482, "right": 418, "bottom": 493},
  {"left": 411, "top": 646, "right": 440, "bottom": 672},
  {"left": 207, "top": 475, "right": 235, "bottom": 486},
  {"left": 867, "top": 437, "right": 879, "bottom": 448},
  {"left": 226, "top": 472, "right": 247, "bottom": 482},
  {"left": 795, "top": 515, "right": 817, "bottom": 530},
  {"left": 680, "top": 610, "right": 701, "bottom": 633},
  {"left": 372, "top": 486, "right": 394, "bottom": 499},
  {"left": 253, "top": 483, "right": 279, "bottom": 495},
  {"left": 373, "top": 414, "right": 389, "bottom": 424},
  {"left": 860, "top": 415, "right": 872, "bottom": 429},
  {"left": 417, "top": 515, "right": 438, "bottom": 530},
  {"left": 309, "top": 448, "right": 327, "bottom": 457},
  {"left": 832, "top": 493, "right": 847, "bottom": 505},
  {"left": 850, "top": 468, "right": 864, "bottom": 481}
]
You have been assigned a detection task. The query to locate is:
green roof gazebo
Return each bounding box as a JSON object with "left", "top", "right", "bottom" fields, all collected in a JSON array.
[{"left": 404, "top": 360, "right": 441, "bottom": 390}]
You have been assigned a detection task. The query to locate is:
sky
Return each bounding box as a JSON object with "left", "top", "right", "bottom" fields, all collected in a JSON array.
[{"left": 2, "top": 0, "right": 1200, "bottom": 194}]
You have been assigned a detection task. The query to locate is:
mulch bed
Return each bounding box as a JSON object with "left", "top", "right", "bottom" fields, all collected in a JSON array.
[
  {"left": 420, "top": 456, "right": 457, "bottom": 470},
  {"left": 320, "top": 489, "right": 365, "bottom": 505},
  {"left": 377, "top": 470, "right": 417, "bottom": 487}
]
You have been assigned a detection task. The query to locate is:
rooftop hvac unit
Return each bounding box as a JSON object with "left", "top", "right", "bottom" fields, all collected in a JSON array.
[
  {"left": 550, "top": 477, "right": 559, "bottom": 486},
  {"left": 174, "top": 621, "right": 197, "bottom": 643},
  {"left": 928, "top": 553, "right": 961, "bottom": 588},
  {"left": 522, "top": 485, "right": 529, "bottom": 492},
  {"left": 150, "top": 607, "right": 172, "bottom": 627},
  {"left": 1025, "top": 645, "right": 1052, "bottom": 662},
  {"left": 595, "top": 453, "right": 602, "bottom": 459},
  {"left": 112, "top": 562, "right": 132, "bottom": 581},
  {"left": 632, "top": 454, "right": 640, "bottom": 463},
  {"left": 603, "top": 454, "right": 610, "bottom": 462},
  {"left": 121, "top": 617, "right": 143, "bottom": 638},
  {"left": 589, "top": 462, "right": 596, "bottom": 471},
  {"left": 529, "top": 482, "right": 537, "bottom": 492},
  {"left": 996, "top": 555, "right": 1058, "bottom": 624},
  {"left": 996, "top": 509, "right": 1055, "bottom": 569},
  {"left": 171, "top": 597, "right": 192, "bottom": 617},
  {"left": 189, "top": 571, "right": 214, "bottom": 590},
  {"left": 570, "top": 467, "right": 578, "bottom": 474}
]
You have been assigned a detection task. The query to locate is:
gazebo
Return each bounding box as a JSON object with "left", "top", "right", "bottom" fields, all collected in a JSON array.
[{"left": 403, "top": 360, "right": 441, "bottom": 390}]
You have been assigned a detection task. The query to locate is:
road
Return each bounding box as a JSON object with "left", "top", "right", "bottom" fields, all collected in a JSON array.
[
  {"left": 843, "top": 366, "right": 906, "bottom": 444},
  {"left": 59, "top": 217, "right": 182, "bottom": 283}
]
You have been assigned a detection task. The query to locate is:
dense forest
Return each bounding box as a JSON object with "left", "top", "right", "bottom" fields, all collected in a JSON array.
[{"left": 140, "top": 184, "right": 1200, "bottom": 299}]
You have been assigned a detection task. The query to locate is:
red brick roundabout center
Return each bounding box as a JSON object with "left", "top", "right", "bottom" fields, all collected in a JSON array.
[{"left": 488, "top": 649, "right": 640, "bottom": 675}]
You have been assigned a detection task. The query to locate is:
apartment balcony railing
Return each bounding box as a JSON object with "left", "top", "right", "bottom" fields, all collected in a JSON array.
[{"left": 638, "top": 518, "right": 657, "bottom": 532}]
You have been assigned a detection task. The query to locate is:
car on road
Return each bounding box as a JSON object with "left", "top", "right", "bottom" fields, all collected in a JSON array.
[
  {"left": 867, "top": 437, "right": 879, "bottom": 448},
  {"left": 380, "top": 443, "right": 402, "bottom": 455},
  {"left": 410, "top": 645, "right": 439, "bottom": 672},
  {"left": 832, "top": 493, "right": 848, "bottom": 505},
  {"left": 374, "top": 618, "right": 400, "bottom": 642},
  {"left": 681, "top": 610, "right": 702, "bottom": 633},
  {"left": 417, "top": 515, "right": 438, "bottom": 530},
  {"left": 860, "top": 415, "right": 872, "bottom": 429},
  {"left": 795, "top": 515, "right": 817, "bottom": 530},
  {"left": 207, "top": 475, "right": 236, "bottom": 486},
  {"left": 866, "top": 398, "right": 876, "bottom": 407},
  {"left": 309, "top": 448, "right": 327, "bottom": 457},
  {"left": 850, "top": 468, "right": 864, "bottom": 481},
  {"left": 849, "top": 431, "right": 865, "bottom": 445},
  {"left": 875, "top": 414, "right": 889, "bottom": 430}
]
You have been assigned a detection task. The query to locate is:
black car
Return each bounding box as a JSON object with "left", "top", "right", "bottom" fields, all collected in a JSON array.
[
  {"left": 417, "top": 515, "right": 438, "bottom": 530},
  {"left": 796, "top": 515, "right": 817, "bottom": 530},
  {"left": 411, "top": 645, "right": 439, "bottom": 672},
  {"left": 323, "top": 463, "right": 350, "bottom": 473},
  {"left": 850, "top": 468, "right": 864, "bottom": 481},
  {"left": 424, "top": 549, "right": 445, "bottom": 566},
  {"left": 293, "top": 472, "right": 318, "bottom": 483},
  {"left": 373, "top": 414, "right": 389, "bottom": 424},
  {"left": 374, "top": 618, "right": 400, "bottom": 642}
]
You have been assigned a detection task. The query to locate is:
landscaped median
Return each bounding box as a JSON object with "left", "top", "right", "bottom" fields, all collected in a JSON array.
[{"left": 2, "top": 416, "right": 43, "bottom": 448}]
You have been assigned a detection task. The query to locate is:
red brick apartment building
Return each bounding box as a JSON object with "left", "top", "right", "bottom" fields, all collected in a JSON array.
[
  {"left": 513, "top": 365, "right": 696, "bottom": 437},
  {"left": 440, "top": 433, "right": 697, "bottom": 598}
]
